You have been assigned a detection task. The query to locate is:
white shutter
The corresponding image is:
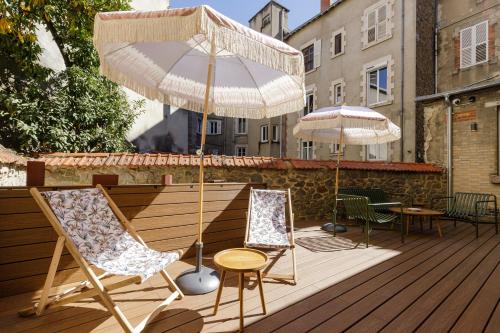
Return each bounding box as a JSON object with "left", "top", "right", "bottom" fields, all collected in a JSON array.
[
  {"left": 460, "top": 27, "right": 473, "bottom": 68},
  {"left": 377, "top": 5, "right": 387, "bottom": 40},
  {"left": 475, "top": 21, "right": 488, "bottom": 63},
  {"left": 367, "top": 10, "right": 376, "bottom": 43},
  {"left": 314, "top": 39, "right": 322, "bottom": 68}
]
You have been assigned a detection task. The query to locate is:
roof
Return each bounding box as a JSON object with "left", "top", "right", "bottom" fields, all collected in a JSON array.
[
  {"left": 286, "top": 0, "right": 345, "bottom": 40},
  {"left": 248, "top": 0, "right": 290, "bottom": 23},
  {"left": 38, "top": 153, "right": 443, "bottom": 173},
  {"left": 416, "top": 78, "right": 500, "bottom": 103},
  {"left": 0, "top": 145, "right": 29, "bottom": 166}
]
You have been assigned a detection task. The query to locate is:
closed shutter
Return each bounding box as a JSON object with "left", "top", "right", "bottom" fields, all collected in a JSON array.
[
  {"left": 475, "top": 21, "right": 488, "bottom": 63},
  {"left": 367, "top": 11, "right": 376, "bottom": 43},
  {"left": 460, "top": 26, "right": 473, "bottom": 68},
  {"left": 377, "top": 5, "right": 387, "bottom": 40},
  {"left": 314, "top": 39, "right": 322, "bottom": 68}
]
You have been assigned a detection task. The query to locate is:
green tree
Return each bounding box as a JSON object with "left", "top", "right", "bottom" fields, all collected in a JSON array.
[{"left": 0, "top": 0, "right": 143, "bottom": 154}]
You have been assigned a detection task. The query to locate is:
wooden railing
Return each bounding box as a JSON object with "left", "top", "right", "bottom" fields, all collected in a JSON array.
[{"left": 0, "top": 183, "right": 263, "bottom": 297}]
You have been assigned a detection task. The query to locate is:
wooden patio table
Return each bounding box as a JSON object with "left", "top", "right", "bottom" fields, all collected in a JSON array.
[
  {"left": 213, "top": 248, "right": 268, "bottom": 332},
  {"left": 390, "top": 207, "right": 445, "bottom": 237}
]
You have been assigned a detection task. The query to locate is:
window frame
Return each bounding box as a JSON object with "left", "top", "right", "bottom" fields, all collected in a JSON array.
[
  {"left": 260, "top": 125, "right": 269, "bottom": 143},
  {"left": 331, "top": 27, "right": 345, "bottom": 58},
  {"left": 460, "top": 20, "right": 489, "bottom": 69},
  {"left": 235, "top": 144, "right": 248, "bottom": 157},
  {"left": 366, "top": 64, "right": 389, "bottom": 107},
  {"left": 206, "top": 119, "right": 222, "bottom": 135},
  {"left": 363, "top": 0, "right": 391, "bottom": 49},
  {"left": 367, "top": 143, "right": 388, "bottom": 161},
  {"left": 300, "top": 140, "right": 314, "bottom": 160},
  {"left": 304, "top": 91, "right": 315, "bottom": 116},
  {"left": 334, "top": 83, "right": 343, "bottom": 105},
  {"left": 272, "top": 124, "right": 280, "bottom": 142},
  {"left": 234, "top": 118, "right": 248, "bottom": 135},
  {"left": 302, "top": 44, "right": 315, "bottom": 72},
  {"left": 262, "top": 14, "right": 271, "bottom": 29}
]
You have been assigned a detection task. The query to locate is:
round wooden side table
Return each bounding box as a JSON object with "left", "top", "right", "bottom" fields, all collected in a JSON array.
[
  {"left": 213, "top": 248, "right": 268, "bottom": 332},
  {"left": 390, "top": 207, "right": 444, "bottom": 237}
]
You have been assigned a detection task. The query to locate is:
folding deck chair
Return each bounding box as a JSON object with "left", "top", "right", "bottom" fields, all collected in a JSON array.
[
  {"left": 244, "top": 188, "right": 297, "bottom": 284},
  {"left": 21, "top": 185, "right": 184, "bottom": 333}
]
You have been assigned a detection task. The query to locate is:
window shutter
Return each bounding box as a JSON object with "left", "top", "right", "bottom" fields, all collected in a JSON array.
[
  {"left": 367, "top": 11, "right": 376, "bottom": 43},
  {"left": 460, "top": 27, "right": 473, "bottom": 68},
  {"left": 475, "top": 21, "right": 488, "bottom": 63},
  {"left": 314, "top": 39, "right": 322, "bottom": 68},
  {"left": 377, "top": 5, "right": 387, "bottom": 40}
]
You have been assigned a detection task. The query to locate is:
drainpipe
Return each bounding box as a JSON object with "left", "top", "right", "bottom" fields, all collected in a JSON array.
[
  {"left": 279, "top": 8, "right": 284, "bottom": 158},
  {"left": 434, "top": 0, "right": 438, "bottom": 94},
  {"left": 400, "top": 0, "right": 405, "bottom": 162},
  {"left": 444, "top": 95, "right": 453, "bottom": 204}
]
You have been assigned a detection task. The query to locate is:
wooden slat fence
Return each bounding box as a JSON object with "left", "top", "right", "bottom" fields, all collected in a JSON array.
[{"left": 0, "top": 183, "right": 263, "bottom": 297}]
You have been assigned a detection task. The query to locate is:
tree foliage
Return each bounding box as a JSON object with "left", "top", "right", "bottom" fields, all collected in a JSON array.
[{"left": 0, "top": 0, "right": 143, "bottom": 154}]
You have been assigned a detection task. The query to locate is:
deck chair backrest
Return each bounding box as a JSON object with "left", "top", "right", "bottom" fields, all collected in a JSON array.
[
  {"left": 448, "top": 192, "right": 492, "bottom": 218},
  {"left": 340, "top": 195, "right": 376, "bottom": 222},
  {"left": 246, "top": 189, "right": 291, "bottom": 248},
  {"left": 41, "top": 188, "right": 170, "bottom": 280}
]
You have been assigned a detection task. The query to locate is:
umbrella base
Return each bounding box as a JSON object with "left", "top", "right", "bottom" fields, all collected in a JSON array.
[
  {"left": 322, "top": 222, "right": 347, "bottom": 233},
  {"left": 176, "top": 266, "right": 220, "bottom": 295}
]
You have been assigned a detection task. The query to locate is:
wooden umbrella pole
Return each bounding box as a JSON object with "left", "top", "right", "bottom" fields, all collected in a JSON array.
[
  {"left": 333, "top": 126, "right": 344, "bottom": 237},
  {"left": 197, "top": 34, "right": 216, "bottom": 246}
]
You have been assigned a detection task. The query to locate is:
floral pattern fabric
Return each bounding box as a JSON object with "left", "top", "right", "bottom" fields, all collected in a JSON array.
[
  {"left": 246, "top": 189, "right": 291, "bottom": 249},
  {"left": 42, "top": 188, "right": 179, "bottom": 282}
]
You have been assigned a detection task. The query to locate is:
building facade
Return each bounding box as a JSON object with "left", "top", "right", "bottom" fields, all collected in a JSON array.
[
  {"left": 419, "top": 0, "right": 500, "bottom": 197},
  {"left": 283, "top": 0, "right": 436, "bottom": 162}
]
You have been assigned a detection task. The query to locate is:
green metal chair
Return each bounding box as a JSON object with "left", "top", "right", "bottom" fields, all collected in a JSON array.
[{"left": 334, "top": 195, "right": 404, "bottom": 247}]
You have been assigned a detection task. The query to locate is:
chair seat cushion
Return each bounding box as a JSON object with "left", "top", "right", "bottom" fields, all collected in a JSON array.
[{"left": 245, "top": 241, "right": 291, "bottom": 249}]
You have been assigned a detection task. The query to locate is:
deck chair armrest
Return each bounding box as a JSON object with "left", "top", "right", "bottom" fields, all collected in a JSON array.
[{"left": 475, "top": 199, "right": 497, "bottom": 216}]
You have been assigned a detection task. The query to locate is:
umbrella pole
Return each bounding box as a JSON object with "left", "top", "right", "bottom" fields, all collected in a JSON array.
[
  {"left": 332, "top": 126, "right": 345, "bottom": 236},
  {"left": 176, "top": 33, "right": 220, "bottom": 295}
]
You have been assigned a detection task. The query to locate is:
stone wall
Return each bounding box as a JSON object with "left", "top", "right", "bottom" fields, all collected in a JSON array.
[{"left": 44, "top": 163, "right": 446, "bottom": 220}]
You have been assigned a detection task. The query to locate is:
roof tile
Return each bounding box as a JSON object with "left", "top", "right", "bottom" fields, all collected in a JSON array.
[{"left": 36, "top": 153, "right": 442, "bottom": 173}]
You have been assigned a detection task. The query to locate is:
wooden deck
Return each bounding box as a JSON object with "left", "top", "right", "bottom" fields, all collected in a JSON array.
[{"left": 1, "top": 220, "right": 498, "bottom": 333}]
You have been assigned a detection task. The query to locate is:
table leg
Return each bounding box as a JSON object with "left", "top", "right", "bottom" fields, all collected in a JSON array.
[
  {"left": 239, "top": 272, "right": 244, "bottom": 331},
  {"left": 257, "top": 270, "right": 267, "bottom": 315},
  {"left": 436, "top": 219, "right": 443, "bottom": 238},
  {"left": 406, "top": 215, "right": 410, "bottom": 236},
  {"left": 213, "top": 270, "right": 226, "bottom": 315},
  {"left": 419, "top": 216, "right": 423, "bottom": 232}
]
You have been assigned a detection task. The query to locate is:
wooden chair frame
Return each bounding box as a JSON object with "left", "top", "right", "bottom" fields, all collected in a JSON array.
[
  {"left": 19, "top": 185, "right": 184, "bottom": 333},
  {"left": 244, "top": 188, "right": 297, "bottom": 285}
]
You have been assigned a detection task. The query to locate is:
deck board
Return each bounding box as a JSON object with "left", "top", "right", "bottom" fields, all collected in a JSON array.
[{"left": 0, "top": 221, "right": 498, "bottom": 333}]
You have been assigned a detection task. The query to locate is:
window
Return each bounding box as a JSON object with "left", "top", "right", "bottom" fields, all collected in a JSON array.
[
  {"left": 304, "top": 92, "right": 314, "bottom": 116},
  {"left": 460, "top": 20, "right": 488, "bottom": 68},
  {"left": 272, "top": 125, "right": 280, "bottom": 142},
  {"left": 303, "top": 44, "right": 315, "bottom": 72},
  {"left": 365, "top": 2, "right": 389, "bottom": 46},
  {"left": 330, "top": 28, "right": 345, "bottom": 58},
  {"left": 262, "top": 14, "right": 271, "bottom": 28},
  {"left": 334, "top": 83, "right": 343, "bottom": 105},
  {"left": 235, "top": 118, "right": 247, "bottom": 135},
  {"left": 367, "top": 144, "right": 388, "bottom": 161},
  {"left": 260, "top": 125, "right": 269, "bottom": 142},
  {"left": 367, "top": 65, "right": 388, "bottom": 106},
  {"left": 196, "top": 117, "right": 202, "bottom": 134},
  {"left": 300, "top": 140, "right": 314, "bottom": 160},
  {"left": 207, "top": 119, "right": 222, "bottom": 135},
  {"left": 235, "top": 145, "right": 247, "bottom": 157},
  {"left": 334, "top": 33, "right": 342, "bottom": 55},
  {"left": 330, "top": 143, "right": 345, "bottom": 154}
]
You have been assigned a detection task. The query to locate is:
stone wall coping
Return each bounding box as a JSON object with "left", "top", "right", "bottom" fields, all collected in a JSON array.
[
  {"left": 0, "top": 145, "right": 30, "bottom": 167},
  {"left": 38, "top": 153, "right": 444, "bottom": 173}
]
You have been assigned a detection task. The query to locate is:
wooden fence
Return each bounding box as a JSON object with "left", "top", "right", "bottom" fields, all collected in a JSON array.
[{"left": 0, "top": 183, "right": 263, "bottom": 297}]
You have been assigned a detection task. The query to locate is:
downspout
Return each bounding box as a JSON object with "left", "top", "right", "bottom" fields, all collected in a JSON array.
[
  {"left": 434, "top": 0, "right": 438, "bottom": 94},
  {"left": 444, "top": 95, "right": 453, "bottom": 204},
  {"left": 400, "top": 0, "right": 405, "bottom": 162},
  {"left": 279, "top": 8, "right": 284, "bottom": 158}
]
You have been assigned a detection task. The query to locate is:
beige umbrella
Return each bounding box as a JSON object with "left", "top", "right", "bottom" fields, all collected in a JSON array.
[
  {"left": 93, "top": 5, "right": 305, "bottom": 294},
  {"left": 293, "top": 105, "right": 401, "bottom": 233}
]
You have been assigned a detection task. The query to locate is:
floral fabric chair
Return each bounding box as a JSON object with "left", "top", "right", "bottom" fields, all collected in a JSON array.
[
  {"left": 42, "top": 188, "right": 179, "bottom": 281},
  {"left": 27, "top": 186, "right": 183, "bottom": 332},
  {"left": 245, "top": 188, "right": 297, "bottom": 284}
]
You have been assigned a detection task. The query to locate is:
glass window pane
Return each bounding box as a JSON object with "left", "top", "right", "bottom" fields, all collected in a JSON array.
[
  {"left": 378, "top": 67, "right": 388, "bottom": 102},
  {"left": 367, "top": 70, "right": 378, "bottom": 105}
]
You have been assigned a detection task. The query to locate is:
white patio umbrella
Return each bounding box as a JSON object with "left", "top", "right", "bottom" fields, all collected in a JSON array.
[
  {"left": 293, "top": 105, "right": 401, "bottom": 233},
  {"left": 93, "top": 5, "right": 305, "bottom": 294}
]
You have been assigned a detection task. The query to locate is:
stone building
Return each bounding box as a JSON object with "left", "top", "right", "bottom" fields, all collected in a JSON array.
[
  {"left": 417, "top": 0, "right": 500, "bottom": 197},
  {"left": 283, "top": 0, "right": 436, "bottom": 162}
]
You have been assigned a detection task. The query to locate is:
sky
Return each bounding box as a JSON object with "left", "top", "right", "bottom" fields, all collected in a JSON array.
[{"left": 170, "top": 0, "right": 320, "bottom": 30}]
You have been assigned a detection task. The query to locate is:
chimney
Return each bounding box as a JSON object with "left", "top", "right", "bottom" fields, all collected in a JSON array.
[{"left": 321, "top": 0, "right": 330, "bottom": 12}]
